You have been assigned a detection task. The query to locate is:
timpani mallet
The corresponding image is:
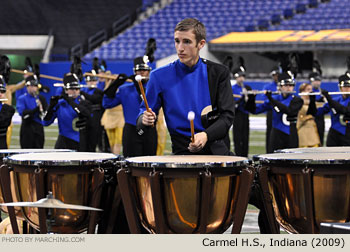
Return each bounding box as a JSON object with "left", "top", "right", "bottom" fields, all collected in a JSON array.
[
  {"left": 187, "top": 111, "right": 195, "bottom": 143},
  {"left": 135, "top": 75, "right": 153, "bottom": 127},
  {"left": 135, "top": 75, "right": 150, "bottom": 111}
]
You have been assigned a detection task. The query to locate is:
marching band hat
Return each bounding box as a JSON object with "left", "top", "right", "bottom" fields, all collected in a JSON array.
[
  {"left": 133, "top": 56, "right": 152, "bottom": 72},
  {"left": 25, "top": 75, "right": 39, "bottom": 86},
  {"left": 338, "top": 73, "right": 350, "bottom": 87},
  {"left": 232, "top": 66, "right": 246, "bottom": 78},
  {"left": 269, "top": 66, "right": 279, "bottom": 76},
  {"left": 278, "top": 72, "right": 295, "bottom": 86},
  {"left": 308, "top": 72, "right": 321, "bottom": 82},
  {"left": 85, "top": 70, "right": 98, "bottom": 82},
  {"left": 63, "top": 73, "right": 80, "bottom": 89}
]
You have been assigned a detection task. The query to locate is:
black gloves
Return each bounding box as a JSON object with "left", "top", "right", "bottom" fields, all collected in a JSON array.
[
  {"left": 103, "top": 73, "right": 128, "bottom": 98},
  {"left": 321, "top": 89, "right": 331, "bottom": 100},
  {"left": 265, "top": 90, "right": 272, "bottom": 100},
  {"left": 75, "top": 117, "right": 87, "bottom": 130},
  {"left": 49, "top": 95, "right": 60, "bottom": 108}
]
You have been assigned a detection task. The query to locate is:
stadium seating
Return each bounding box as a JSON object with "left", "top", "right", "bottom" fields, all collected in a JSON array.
[{"left": 84, "top": 0, "right": 350, "bottom": 62}]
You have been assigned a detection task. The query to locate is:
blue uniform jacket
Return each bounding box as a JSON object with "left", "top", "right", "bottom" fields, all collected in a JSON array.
[
  {"left": 43, "top": 97, "right": 84, "bottom": 142},
  {"left": 102, "top": 82, "right": 142, "bottom": 126},
  {"left": 17, "top": 93, "right": 43, "bottom": 125},
  {"left": 316, "top": 95, "right": 350, "bottom": 135},
  {"left": 138, "top": 59, "right": 212, "bottom": 137}
]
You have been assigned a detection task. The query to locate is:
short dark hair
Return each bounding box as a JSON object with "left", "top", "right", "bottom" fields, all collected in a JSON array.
[{"left": 174, "top": 18, "right": 206, "bottom": 43}]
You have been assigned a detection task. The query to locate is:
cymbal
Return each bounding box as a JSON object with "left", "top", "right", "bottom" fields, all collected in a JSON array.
[{"left": 0, "top": 198, "right": 102, "bottom": 211}]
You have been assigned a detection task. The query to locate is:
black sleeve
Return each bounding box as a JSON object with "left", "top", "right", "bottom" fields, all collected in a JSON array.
[
  {"left": 44, "top": 96, "right": 60, "bottom": 121},
  {"left": 80, "top": 89, "right": 103, "bottom": 104},
  {"left": 306, "top": 95, "right": 317, "bottom": 116},
  {"left": 325, "top": 95, "right": 350, "bottom": 116},
  {"left": 268, "top": 95, "right": 303, "bottom": 117},
  {"left": 204, "top": 62, "right": 235, "bottom": 142},
  {"left": 0, "top": 104, "right": 15, "bottom": 128},
  {"left": 39, "top": 94, "right": 48, "bottom": 111},
  {"left": 244, "top": 94, "right": 257, "bottom": 113},
  {"left": 22, "top": 107, "right": 40, "bottom": 120},
  {"left": 62, "top": 94, "right": 91, "bottom": 118}
]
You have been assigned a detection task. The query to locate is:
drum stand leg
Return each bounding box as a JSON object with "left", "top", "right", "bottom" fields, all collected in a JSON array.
[
  {"left": 302, "top": 167, "right": 316, "bottom": 233},
  {"left": 104, "top": 185, "right": 121, "bottom": 233},
  {"left": 198, "top": 171, "right": 212, "bottom": 234},
  {"left": 150, "top": 171, "right": 167, "bottom": 233},
  {"left": 117, "top": 168, "right": 142, "bottom": 233},
  {"left": 231, "top": 167, "right": 254, "bottom": 234},
  {"left": 0, "top": 164, "right": 20, "bottom": 234},
  {"left": 258, "top": 167, "right": 280, "bottom": 234},
  {"left": 88, "top": 168, "right": 105, "bottom": 234},
  {"left": 35, "top": 168, "right": 48, "bottom": 234}
]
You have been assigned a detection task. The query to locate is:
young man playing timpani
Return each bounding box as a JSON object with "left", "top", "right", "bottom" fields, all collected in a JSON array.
[{"left": 138, "top": 18, "right": 235, "bottom": 155}]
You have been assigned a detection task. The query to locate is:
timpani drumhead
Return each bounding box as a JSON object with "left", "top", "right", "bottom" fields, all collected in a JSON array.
[
  {"left": 275, "top": 146, "right": 350, "bottom": 154},
  {"left": 125, "top": 155, "right": 248, "bottom": 168},
  {"left": 254, "top": 152, "right": 350, "bottom": 165},
  {"left": 0, "top": 149, "right": 73, "bottom": 159},
  {"left": 5, "top": 152, "right": 119, "bottom": 166}
]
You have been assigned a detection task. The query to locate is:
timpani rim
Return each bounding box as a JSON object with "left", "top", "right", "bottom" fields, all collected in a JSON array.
[
  {"left": 254, "top": 152, "right": 350, "bottom": 165},
  {"left": 125, "top": 155, "right": 248, "bottom": 168},
  {"left": 275, "top": 146, "right": 350, "bottom": 154},
  {"left": 0, "top": 149, "right": 74, "bottom": 158},
  {"left": 4, "top": 152, "right": 120, "bottom": 166}
]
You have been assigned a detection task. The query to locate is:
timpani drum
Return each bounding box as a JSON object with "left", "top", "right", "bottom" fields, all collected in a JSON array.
[
  {"left": 117, "top": 155, "right": 254, "bottom": 234},
  {"left": 0, "top": 149, "right": 72, "bottom": 214},
  {"left": 276, "top": 146, "right": 350, "bottom": 153},
  {"left": 3, "top": 152, "right": 119, "bottom": 234},
  {"left": 254, "top": 152, "right": 350, "bottom": 234}
]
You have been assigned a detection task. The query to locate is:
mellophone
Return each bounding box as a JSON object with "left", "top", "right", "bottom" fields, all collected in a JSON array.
[{"left": 0, "top": 148, "right": 349, "bottom": 234}]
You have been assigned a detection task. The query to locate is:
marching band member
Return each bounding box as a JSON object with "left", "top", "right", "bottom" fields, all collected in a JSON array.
[
  {"left": 16, "top": 75, "right": 48, "bottom": 148},
  {"left": 0, "top": 77, "right": 15, "bottom": 149},
  {"left": 80, "top": 71, "right": 104, "bottom": 152},
  {"left": 261, "top": 67, "right": 279, "bottom": 153},
  {"left": 308, "top": 64, "right": 326, "bottom": 146},
  {"left": 43, "top": 73, "right": 92, "bottom": 151},
  {"left": 316, "top": 73, "right": 350, "bottom": 146},
  {"left": 245, "top": 72, "right": 303, "bottom": 153},
  {"left": 231, "top": 64, "right": 251, "bottom": 157},
  {"left": 297, "top": 83, "right": 320, "bottom": 147},
  {"left": 138, "top": 18, "right": 234, "bottom": 155},
  {"left": 102, "top": 56, "right": 157, "bottom": 157}
]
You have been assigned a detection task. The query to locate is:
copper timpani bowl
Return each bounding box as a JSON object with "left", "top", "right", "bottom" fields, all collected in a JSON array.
[
  {"left": 3, "top": 152, "right": 119, "bottom": 233},
  {"left": 0, "top": 149, "right": 73, "bottom": 214},
  {"left": 117, "top": 155, "right": 254, "bottom": 234},
  {"left": 254, "top": 152, "right": 350, "bottom": 234}
]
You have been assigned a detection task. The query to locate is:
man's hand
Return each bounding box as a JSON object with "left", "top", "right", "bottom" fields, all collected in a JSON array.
[
  {"left": 188, "top": 132, "right": 208, "bottom": 153},
  {"left": 142, "top": 109, "right": 156, "bottom": 126}
]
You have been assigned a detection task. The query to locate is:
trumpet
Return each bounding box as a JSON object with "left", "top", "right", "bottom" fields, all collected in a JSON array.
[
  {"left": 53, "top": 83, "right": 97, "bottom": 88},
  {"left": 299, "top": 91, "right": 350, "bottom": 96},
  {"left": 241, "top": 90, "right": 296, "bottom": 95}
]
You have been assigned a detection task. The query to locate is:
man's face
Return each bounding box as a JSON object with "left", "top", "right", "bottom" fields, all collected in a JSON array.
[
  {"left": 236, "top": 76, "right": 245, "bottom": 85},
  {"left": 280, "top": 84, "right": 294, "bottom": 96},
  {"left": 174, "top": 29, "right": 205, "bottom": 68},
  {"left": 27, "top": 85, "right": 38, "bottom": 96},
  {"left": 87, "top": 80, "right": 98, "bottom": 87},
  {"left": 135, "top": 70, "right": 150, "bottom": 78},
  {"left": 66, "top": 88, "right": 80, "bottom": 98},
  {"left": 272, "top": 74, "right": 278, "bottom": 83},
  {"left": 311, "top": 80, "right": 321, "bottom": 89}
]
